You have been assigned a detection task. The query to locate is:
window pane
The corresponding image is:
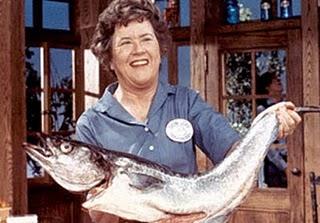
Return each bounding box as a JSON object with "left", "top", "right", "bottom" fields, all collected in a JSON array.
[
  {"left": 178, "top": 45, "right": 190, "bottom": 87},
  {"left": 26, "top": 47, "right": 41, "bottom": 132},
  {"left": 26, "top": 47, "right": 41, "bottom": 88},
  {"left": 180, "top": 0, "right": 190, "bottom": 27},
  {"left": 84, "top": 50, "right": 100, "bottom": 109},
  {"left": 224, "top": 52, "right": 252, "bottom": 96},
  {"left": 155, "top": 1, "right": 167, "bottom": 13},
  {"left": 278, "top": 0, "right": 301, "bottom": 17},
  {"left": 292, "top": 0, "right": 301, "bottom": 16},
  {"left": 155, "top": 1, "right": 189, "bottom": 27},
  {"left": 159, "top": 57, "right": 168, "bottom": 83},
  {"left": 255, "top": 50, "right": 287, "bottom": 99},
  {"left": 239, "top": 0, "right": 301, "bottom": 21},
  {"left": 43, "top": 0, "right": 70, "bottom": 30},
  {"left": 226, "top": 99, "right": 252, "bottom": 136},
  {"left": 25, "top": 0, "right": 33, "bottom": 27},
  {"left": 50, "top": 48, "right": 74, "bottom": 132},
  {"left": 255, "top": 49, "right": 288, "bottom": 188},
  {"left": 27, "top": 135, "right": 45, "bottom": 178},
  {"left": 239, "top": 0, "right": 259, "bottom": 20},
  {"left": 26, "top": 47, "right": 43, "bottom": 178},
  {"left": 50, "top": 48, "right": 73, "bottom": 89},
  {"left": 51, "top": 92, "right": 74, "bottom": 132}
]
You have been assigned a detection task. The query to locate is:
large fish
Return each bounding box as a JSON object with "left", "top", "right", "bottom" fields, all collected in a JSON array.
[{"left": 23, "top": 109, "right": 279, "bottom": 223}]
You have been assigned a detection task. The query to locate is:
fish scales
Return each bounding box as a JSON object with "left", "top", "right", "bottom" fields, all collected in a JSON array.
[{"left": 23, "top": 109, "right": 279, "bottom": 223}]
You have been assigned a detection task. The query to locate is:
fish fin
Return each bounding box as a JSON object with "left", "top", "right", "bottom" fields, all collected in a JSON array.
[{"left": 124, "top": 171, "right": 165, "bottom": 191}]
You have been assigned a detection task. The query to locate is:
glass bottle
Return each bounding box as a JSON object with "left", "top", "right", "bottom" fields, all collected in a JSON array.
[
  {"left": 280, "top": 0, "right": 292, "bottom": 18},
  {"left": 260, "top": 0, "right": 272, "bottom": 21},
  {"left": 225, "top": 0, "right": 240, "bottom": 24}
]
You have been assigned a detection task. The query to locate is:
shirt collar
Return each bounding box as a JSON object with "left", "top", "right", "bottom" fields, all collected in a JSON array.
[
  {"left": 93, "top": 81, "right": 176, "bottom": 119},
  {"left": 92, "top": 82, "right": 119, "bottom": 113}
]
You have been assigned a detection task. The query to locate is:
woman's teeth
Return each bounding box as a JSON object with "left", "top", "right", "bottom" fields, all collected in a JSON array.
[{"left": 130, "top": 59, "right": 148, "bottom": 66}]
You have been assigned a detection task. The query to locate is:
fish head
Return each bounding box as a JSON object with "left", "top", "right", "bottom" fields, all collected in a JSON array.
[{"left": 23, "top": 135, "right": 106, "bottom": 192}]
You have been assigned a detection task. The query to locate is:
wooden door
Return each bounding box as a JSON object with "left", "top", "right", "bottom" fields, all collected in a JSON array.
[
  {"left": 197, "top": 1, "right": 320, "bottom": 222},
  {"left": 205, "top": 24, "right": 304, "bottom": 223}
]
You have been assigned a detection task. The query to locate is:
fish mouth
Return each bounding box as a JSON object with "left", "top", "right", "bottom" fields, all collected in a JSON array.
[
  {"left": 22, "top": 138, "right": 54, "bottom": 158},
  {"left": 22, "top": 134, "right": 56, "bottom": 164}
]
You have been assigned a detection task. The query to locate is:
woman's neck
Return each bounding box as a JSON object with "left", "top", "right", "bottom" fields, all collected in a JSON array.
[{"left": 113, "top": 83, "right": 158, "bottom": 122}]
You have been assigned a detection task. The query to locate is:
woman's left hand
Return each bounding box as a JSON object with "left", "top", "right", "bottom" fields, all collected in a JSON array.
[{"left": 267, "top": 101, "right": 302, "bottom": 138}]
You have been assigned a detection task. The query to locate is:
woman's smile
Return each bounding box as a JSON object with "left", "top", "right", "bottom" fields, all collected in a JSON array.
[{"left": 130, "top": 58, "right": 149, "bottom": 67}]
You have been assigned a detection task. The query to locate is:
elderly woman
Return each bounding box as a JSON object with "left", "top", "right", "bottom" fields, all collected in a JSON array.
[{"left": 75, "top": 0, "right": 301, "bottom": 222}]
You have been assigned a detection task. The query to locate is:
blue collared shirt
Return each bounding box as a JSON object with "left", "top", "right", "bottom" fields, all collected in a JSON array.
[{"left": 76, "top": 81, "right": 240, "bottom": 174}]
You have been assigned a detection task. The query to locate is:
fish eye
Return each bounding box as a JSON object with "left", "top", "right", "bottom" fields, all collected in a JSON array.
[{"left": 60, "top": 142, "right": 73, "bottom": 153}]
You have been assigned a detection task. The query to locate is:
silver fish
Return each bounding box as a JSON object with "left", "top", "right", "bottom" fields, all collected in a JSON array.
[{"left": 23, "top": 109, "right": 279, "bottom": 223}]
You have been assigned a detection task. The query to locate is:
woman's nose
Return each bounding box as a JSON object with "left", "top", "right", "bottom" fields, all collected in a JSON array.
[{"left": 132, "top": 41, "right": 145, "bottom": 54}]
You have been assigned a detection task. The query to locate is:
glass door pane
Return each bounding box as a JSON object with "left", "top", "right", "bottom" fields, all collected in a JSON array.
[{"left": 222, "top": 49, "right": 288, "bottom": 188}]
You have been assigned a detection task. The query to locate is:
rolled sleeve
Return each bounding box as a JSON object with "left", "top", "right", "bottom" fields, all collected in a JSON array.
[{"left": 189, "top": 92, "right": 240, "bottom": 164}]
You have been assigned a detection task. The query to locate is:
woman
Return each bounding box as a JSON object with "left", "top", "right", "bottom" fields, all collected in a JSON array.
[
  {"left": 76, "top": 0, "right": 301, "bottom": 222},
  {"left": 256, "top": 72, "right": 289, "bottom": 188}
]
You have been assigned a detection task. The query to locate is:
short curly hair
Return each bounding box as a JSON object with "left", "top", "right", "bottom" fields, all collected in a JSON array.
[{"left": 90, "top": 0, "right": 171, "bottom": 72}]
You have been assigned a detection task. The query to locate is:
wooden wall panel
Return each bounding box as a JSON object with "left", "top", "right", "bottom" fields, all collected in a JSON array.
[
  {"left": 190, "top": 0, "right": 206, "bottom": 98},
  {"left": 74, "top": 49, "right": 85, "bottom": 120},
  {"left": 218, "top": 30, "right": 287, "bottom": 50},
  {"left": 286, "top": 29, "right": 304, "bottom": 223},
  {"left": 301, "top": 0, "right": 320, "bottom": 222},
  {"left": 229, "top": 210, "right": 289, "bottom": 223},
  {"left": 206, "top": 35, "right": 220, "bottom": 114},
  {"left": 190, "top": 0, "right": 208, "bottom": 172},
  {"left": 167, "top": 42, "right": 178, "bottom": 85},
  {"left": 205, "top": 0, "right": 222, "bottom": 110},
  {"left": 78, "top": 0, "right": 116, "bottom": 96},
  {"left": 0, "top": 0, "right": 27, "bottom": 214},
  {"left": 28, "top": 186, "right": 83, "bottom": 223},
  {"left": 79, "top": 0, "right": 100, "bottom": 29}
]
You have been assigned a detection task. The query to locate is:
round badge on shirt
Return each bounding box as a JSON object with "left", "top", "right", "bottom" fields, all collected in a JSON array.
[{"left": 165, "top": 118, "right": 194, "bottom": 143}]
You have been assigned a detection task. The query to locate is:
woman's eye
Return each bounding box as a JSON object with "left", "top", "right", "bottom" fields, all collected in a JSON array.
[
  {"left": 142, "top": 37, "right": 152, "bottom": 42},
  {"left": 60, "top": 142, "right": 73, "bottom": 153},
  {"left": 119, "top": 41, "right": 131, "bottom": 46}
]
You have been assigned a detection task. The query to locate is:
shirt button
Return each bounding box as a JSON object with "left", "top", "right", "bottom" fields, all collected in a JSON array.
[
  {"left": 149, "top": 145, "right": 154, "bottom": 151},
  {"left": 144, "top": 127, "right": 149, "bottom": 132}
]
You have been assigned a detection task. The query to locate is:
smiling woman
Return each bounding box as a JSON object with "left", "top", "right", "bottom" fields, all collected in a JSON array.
[{"left": 75, "top": 0, "right": 301, "bottom": 223}]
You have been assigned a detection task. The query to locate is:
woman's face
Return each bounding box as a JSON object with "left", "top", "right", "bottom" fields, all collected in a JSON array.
[
  {"left": 268, "top": 77, "right": 282, "bottom": 97},
  {"left": 110, "top": 19, "right": 161, "bottom": 90}
]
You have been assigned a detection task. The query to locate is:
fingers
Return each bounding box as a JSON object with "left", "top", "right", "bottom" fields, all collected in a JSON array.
[
  {"left": 87, "top": 186, "right": 105, "bottom": 200},
  {"left": 271, "top": 101, "right": 301, "bottom": 138}
]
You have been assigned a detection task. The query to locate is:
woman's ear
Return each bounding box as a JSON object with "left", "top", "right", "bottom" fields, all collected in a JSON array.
[{"left": 110, "top": 61, "right": 114, "bottom": 71}]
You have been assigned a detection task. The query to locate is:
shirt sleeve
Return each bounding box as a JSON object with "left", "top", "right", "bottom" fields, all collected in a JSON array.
[
  {"left": 188, "top": 91, "right": 241, "bottom": 165},
  {"left": 75, "top": 113, "right": 99, "bottom": 145}
]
